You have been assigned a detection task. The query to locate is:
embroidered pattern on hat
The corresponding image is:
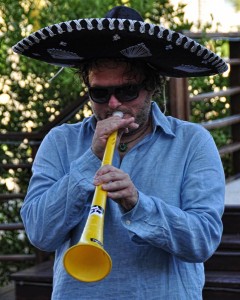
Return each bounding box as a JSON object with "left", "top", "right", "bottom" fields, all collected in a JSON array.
[
  {"left": 175, "top": 64, "right": 210, "bottom": 73},
  {"left": 47, "top": 48, "right": 83, "bottom": 60},
  {"left": 165, "top": 45, "right": 173, "bottom": 50},
  {"left": 59, "top": 42, "right": 68, "bottom": 46},
  {"left": 120, "top": 43, "right": 152, "bottom": 58},
  {"left": 113, "top": 34, "right": 121, "bottom": 41},
  {"left": 32, "top": 53, "right": 41, "bottom": 57}
]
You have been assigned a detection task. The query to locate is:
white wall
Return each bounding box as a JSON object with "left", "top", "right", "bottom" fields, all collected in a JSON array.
[{"left": 170, "top": 0, "right": 240, "bottom": 31}]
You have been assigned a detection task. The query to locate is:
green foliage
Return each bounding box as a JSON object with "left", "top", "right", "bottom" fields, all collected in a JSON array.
[
  {"left": 147, "top": 1, "right": 193, "bottom": 31},
  {"left": 228, "top": 0, "right": 240, "bottom": 11}
]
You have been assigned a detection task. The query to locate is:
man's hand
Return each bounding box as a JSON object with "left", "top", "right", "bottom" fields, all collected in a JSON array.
[
  {"left": 92, "top": 114, "right": 138, "bottom": 160},
  {"left": 93, "top": 165, "right": 138, "bottom": 211}
]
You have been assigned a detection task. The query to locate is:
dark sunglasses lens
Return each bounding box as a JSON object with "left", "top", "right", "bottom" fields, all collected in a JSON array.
[
  {"left": 115, "top": 85, "right": 140, "bottom": 101},
  {"left": 89, "top": 84, "right": 143, "bottom": 103},
  {"left": 89, "top": 88, "right": 109, "bottom": 103}
]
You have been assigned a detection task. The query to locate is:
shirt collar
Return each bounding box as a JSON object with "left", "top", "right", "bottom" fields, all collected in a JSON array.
[{"left": 151, "top": 102, "right": 176, "bottom": 137}]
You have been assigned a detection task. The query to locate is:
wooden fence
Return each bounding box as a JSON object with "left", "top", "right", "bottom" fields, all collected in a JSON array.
[{"left": 169, "top": 32, "right": 240, "bottom": 175}]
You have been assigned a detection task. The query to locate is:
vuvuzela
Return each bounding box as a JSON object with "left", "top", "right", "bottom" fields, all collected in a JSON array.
[{"left": 63, "top": 111, "right": 123, "bottom": 282}]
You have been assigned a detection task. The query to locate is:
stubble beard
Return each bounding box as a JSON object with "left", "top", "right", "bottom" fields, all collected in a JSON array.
[{"left": 92, "top": 93, "right": 152, "bottom": 134}]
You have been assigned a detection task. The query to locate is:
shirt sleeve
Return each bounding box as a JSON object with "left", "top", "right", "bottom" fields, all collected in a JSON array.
[
  {"left": 21, "top": 128, "right": 101, "bottom": 252},
  {"left": 121, "top": 136, "right": 225, "bottom": 263}
]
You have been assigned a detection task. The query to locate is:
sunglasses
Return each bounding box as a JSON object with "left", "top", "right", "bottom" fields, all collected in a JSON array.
[{"left": 88, "top": 82, "right": 145, "bottom": 104}]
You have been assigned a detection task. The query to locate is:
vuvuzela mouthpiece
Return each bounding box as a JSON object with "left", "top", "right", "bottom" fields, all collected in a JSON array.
[{"left": 113, "top": 111, "right": 123, "bottom": 118}]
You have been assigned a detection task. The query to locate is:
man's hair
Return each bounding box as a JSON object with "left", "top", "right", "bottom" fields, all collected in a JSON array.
[{"left": 77, "top": 58, "right": 166, "bottom": 99}]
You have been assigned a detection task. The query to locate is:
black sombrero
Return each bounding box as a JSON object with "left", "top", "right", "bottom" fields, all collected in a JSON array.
[{"left": 12, "top": 6, "right": 228, "bottom": 77}]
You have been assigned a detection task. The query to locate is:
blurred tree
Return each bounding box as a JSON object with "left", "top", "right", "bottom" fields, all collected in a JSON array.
[{"left": 227, "top": 0, "right": 240, "bottom": 11}]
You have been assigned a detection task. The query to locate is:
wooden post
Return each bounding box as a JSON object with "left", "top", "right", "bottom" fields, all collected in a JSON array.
[
  {"left": 229, "top": 40, "right": 240, "bottom": 175},
  {"left": 168, "top": 78, "right": 190, "bottom": 121}
]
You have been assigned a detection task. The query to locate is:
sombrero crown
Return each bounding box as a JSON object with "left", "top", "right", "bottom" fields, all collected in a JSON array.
[{"left": 12, "top": 6, "right": 228, "bottom": 77}]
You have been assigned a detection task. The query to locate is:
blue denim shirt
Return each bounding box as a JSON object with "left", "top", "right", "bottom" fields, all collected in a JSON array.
[{"left": 21, "top": 102, "right": 225, "bottom": 299}]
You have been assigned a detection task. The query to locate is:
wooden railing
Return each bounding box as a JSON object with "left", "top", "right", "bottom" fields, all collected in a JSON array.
[
  {"left": 0, "top": 95, "right": 88, "bottom": 265},
  {"left": 168, "top": 32, "right": 240, "bottom": 176}
]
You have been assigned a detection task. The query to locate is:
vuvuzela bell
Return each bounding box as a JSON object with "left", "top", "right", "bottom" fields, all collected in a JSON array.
[{"left": 63, "top": 111, "right": 123, "bottom": 282}]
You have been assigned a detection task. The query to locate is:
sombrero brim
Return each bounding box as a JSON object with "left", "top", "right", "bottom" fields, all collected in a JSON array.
[{"left": 12, "top": 18, "right": 228, "bottom": 77}]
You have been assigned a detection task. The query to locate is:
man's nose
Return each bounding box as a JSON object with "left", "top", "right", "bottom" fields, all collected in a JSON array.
[{"left": 108, "top": 95, "right": 122, "bottom": 109}]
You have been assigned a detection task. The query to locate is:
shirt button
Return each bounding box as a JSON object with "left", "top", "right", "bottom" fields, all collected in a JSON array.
[{"left": 125, "top": 220, "right": 131, "bottom": 225}]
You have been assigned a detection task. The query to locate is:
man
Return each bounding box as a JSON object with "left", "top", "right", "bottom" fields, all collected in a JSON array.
[{"left": 13, "top": 5, "right": 227, "bottom": 300}]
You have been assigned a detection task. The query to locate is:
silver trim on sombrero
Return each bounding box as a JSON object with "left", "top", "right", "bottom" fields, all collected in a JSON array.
[{"left": 12, "top": 18, "right": 228, "bottom": 74}]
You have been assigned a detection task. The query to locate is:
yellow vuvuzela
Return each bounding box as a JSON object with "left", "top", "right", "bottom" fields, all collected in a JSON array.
[{"left": 63, "top": 111, "right": 123, "bottom": 282}]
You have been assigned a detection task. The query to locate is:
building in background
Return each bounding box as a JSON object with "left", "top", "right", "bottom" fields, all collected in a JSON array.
[{"left": 171, "top": 0, "right": 240, "bottom": 31}]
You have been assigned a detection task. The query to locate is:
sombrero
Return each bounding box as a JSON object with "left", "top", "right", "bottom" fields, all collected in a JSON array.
[{"left": 12, "top": 5, "right": 228, "bottom": 77}]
